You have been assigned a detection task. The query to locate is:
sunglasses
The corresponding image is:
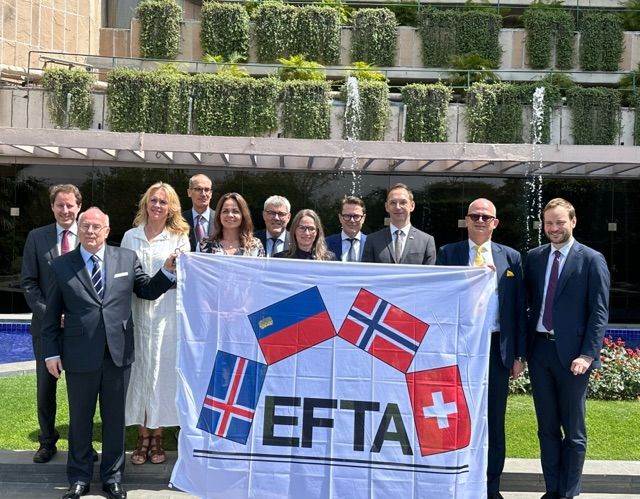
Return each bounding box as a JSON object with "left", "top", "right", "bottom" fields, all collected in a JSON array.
[{"left": 467, "top": 213, "right": 496, "bottom": 222}]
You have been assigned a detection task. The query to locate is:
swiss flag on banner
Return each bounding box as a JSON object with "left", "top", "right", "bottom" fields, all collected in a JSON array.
[{"left": 405, "top": 365, "right": 471, "bottom": 456}]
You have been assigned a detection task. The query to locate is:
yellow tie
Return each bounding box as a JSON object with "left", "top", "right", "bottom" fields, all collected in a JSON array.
[{"left": 473, "top": 245, "right": 486, "bottom": 267}]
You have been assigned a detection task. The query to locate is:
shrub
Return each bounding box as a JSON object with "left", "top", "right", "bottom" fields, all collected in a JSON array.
[
  {"left": 136, "top": 0, "right": 182, "bottom": 59},
  {"left": 200, "top": 2, "right": 249, "bottom": 60},
  {"left": 351, "top": 9, "right": 398, "bottom": 67},
  {"left": 567, "top": 87, "right": 621, "bottom": 145},
  {"left": 579, "top": 12, "right": 624, "bottom": 71},
  {"left": 278, "top": 55, "right": 326, "bottom": 82},
  {"left": 281, "top": 80, "right": 331, "bottom": 139},
  {"left": 522, "top": 7, "right": 575, "bottom": 70},
  {"left": 342, "top": 78, "right": 390, "bottom": 141},
  {"left": 42, "top": 67, "right": 94, "bottom": 129},
  {"left": 253, "top": 2, "right": 296, "bottom": 63},
  {"left": 401, "top": 83, "right": 452, "bottom": 142},
  {"left": 466, "top": 83, "right": 524, "bottom": 143}
]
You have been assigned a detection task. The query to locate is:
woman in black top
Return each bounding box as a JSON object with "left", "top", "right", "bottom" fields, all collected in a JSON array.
[{"left": 274, "top": 209, "right": 335, "bottom": 261}]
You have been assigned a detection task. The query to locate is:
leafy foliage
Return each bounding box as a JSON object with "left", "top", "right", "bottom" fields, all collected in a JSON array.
[
  {"left": 634, "top": 93, "right": 640, "bottom": 145},
  {"left": 447, "top": 53, "right": 500, "bottom": 88},
  {"left": 347, "top": 61, "right": 387, "bottom": 82},
  {"left": 522, "top": 6, "right": 575, "bottom": 70},
  {"left": 418, "top": 7, "right": 502, "bottom": 68},
  {"left": 253, "top": 2, "right": 296, "bottom": 63},
  {"left": 621, "top": 0, "right": 640, "bottom": 31},
  {"left": 466, "top": 83, "right": 524, "bottom": 143},
  {"left": 278, "top": 55, "right": 326, "bottom": 81},
  {"left": 42, "top": 68, "right": 94, "bottom": 129},
  {"left": 136, "top": 0, "right": 182, "bottom": 59},
  {"left": 318, "top": 0, "right": 352, "bottom": 25},
  {"left": 579, "top": 12, "right": 624, "bottom": 71},
  {"left": 341, "top": 79, "right": 390, "bottom": 141},
  {"left": 203, "top": 53, "right": 250, "bottom": 78},
  {"left": 351, "top": 9, "right": 398, "bottom": 67},
  {"left": 401, "top": 83, "right": 452, "bottom": 142},
  {"left": 567, "top": 87, "right": 621, "bottom": 145},
  {"left": 200, "top": 2, "right": 249, "bottom": 60},
  {"left": 281, "top": 80, "right": 331, "bottom": 139}
]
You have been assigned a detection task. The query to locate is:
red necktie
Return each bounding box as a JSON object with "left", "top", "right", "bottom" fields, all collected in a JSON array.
[
  {"left": 61, "top": 229, "right": 70, "bottom": 255},
  {"left": 542, "top": 250, "right": 561, "bottom": 331}
]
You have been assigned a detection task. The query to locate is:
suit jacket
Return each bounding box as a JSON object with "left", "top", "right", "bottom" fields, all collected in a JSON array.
[
  {"left": 256, "top": 229, "right": 291, "bottom": 254},
  {"left": 325, "top": 233, "right": 367, "bottom": 261},
  {"left": 362, "top": 226, "right": 436, "bottom": 265},
  {"left": 41, "top": 245, "right": 173, "bottom": 372},
  {"left": 20, "top": 223, "right": 61, "bottom": 337},
  {"left": 436, "top": 240, "right": 527, "bottom": 367},
  {"left": 524, "top": 240, "right": 610, "bottom": 369},
  {"left": 183, "top": 208, "right": 215, "bottom": 251}
]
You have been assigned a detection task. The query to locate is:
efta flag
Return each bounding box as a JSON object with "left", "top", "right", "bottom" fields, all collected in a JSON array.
[
  {"left": 405, "top": 365, "right": 471, "bottom": 456},
  {"left": 338, "top": 288, "right": 429, "bottom": 372},
  {"left": 247, "top": 286, "right": 336, "bottom": 365},
  {"left": 197, "top": 351, "right": 268, "bottom": 444}
]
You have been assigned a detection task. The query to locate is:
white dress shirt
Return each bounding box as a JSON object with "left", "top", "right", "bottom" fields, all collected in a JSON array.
[
  {"left": 389, "top": 223, "right": 410, "bottom": 260},
  {"left": 192, "top": 207, "right": 212, "bottom": 253},
  {"left": 56, "top": 222, "right": 78, "bottom": 256},
  {"left": 340, "top": 230, "right": 362, "bottom": 262},
  {"left": 468, "top": 239, "right": 500, "bottom": 332},
  {"left": 536, "top": 237, "right": 575, "bottom": 333}
]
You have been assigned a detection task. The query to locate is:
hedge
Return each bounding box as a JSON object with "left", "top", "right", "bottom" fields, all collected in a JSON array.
[
  {"left": 401, "top": 83, "right": 452, "bottom": 142},
  {"left": 281, "top": 80, "right": 331, "bottom": 139},
  {"left": 522, "top": 7, "right": 575, "bottom": 70},
  {"left": 342, "top": 79, "right": 390, "bottom": 141},
  {"left": 136, "top": 0, "right": 182, "bottom": 59},
  {"left": 350, "top": 9, "right": 398, "bottom": 67},
  {"left": 200, "top": 2, "right": 249, "bottom": 60},
  {"left": 579, "top": 12, "right": 624, "bottom": 71},
  {"left": 42, "top": 67, "right": 94, "bottom": 129},
  {"left": 568, "top": 87, "right": 621, "bottom": 145}
]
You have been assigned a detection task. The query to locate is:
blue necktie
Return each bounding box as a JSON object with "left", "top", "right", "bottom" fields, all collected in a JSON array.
[
  {"left": 542, "top": 250, "right": 561, "bottom": 331},
  {"left": 91, "top": 255, "right": 104, "bottom": 299}
]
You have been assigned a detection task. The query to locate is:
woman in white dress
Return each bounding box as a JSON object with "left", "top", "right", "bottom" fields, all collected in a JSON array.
[{"left": 121, "top": 181, "right": 190, "bottom": 465}]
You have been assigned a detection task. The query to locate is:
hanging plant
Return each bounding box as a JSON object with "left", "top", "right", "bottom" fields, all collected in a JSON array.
[
  {"left": 634, "top": 93, "right": 640, "bottom": 145},
  {"left": 522, "top": 7, "right": 575, "bottom": 70},
  {"left": 291, "top": 6, "right": 341, "bottom": 65},
  {"left": 466, "top": 83, "right": 523, "bottom": 143},
  {"left": 568, "top": 87, "right": 621, "bottom": 145},
  {"left": 136, "top": 0, "right": 182, "bottom": 59},
  {"left": 341, "top": 76, "right": 390, "bottom": 141},
  {"left": 351, "top": 9, "right": 398, "bottom": 67},
  {"left": 281, "top": 80, "right": 331, "bottom": 139},
  {"left": 579, "top": 12, "right": 624, "bottom": 71},
  {"left": 200, "top": 2, "right": 249, "bottom": 60},
  {"left": 401, "top": 83, "right": 452, "bottom": 142},
  {"left": 253, "top": 2, "right": 296, "bottom": 63},
  {"left": 42, "top": 67, "right": 94, "bottom": 129}
]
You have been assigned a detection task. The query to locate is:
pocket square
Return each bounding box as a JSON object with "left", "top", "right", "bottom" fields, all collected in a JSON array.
[
  {"left": 114, "top": 272, "right": 129, "bottom": 278},
  {"left": 506, "top": 270, "right": 515, "bottom": 277}
]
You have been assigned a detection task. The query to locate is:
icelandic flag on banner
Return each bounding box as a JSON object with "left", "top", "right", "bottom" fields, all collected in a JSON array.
[
  {"left": 196, "top": 351, "right": 267, "bottom": 444},
  {"left": 406, "top": 365, "right": 472, "bottom": 456},
  {"left": 338, "top": 288, "right": 429, "bottom": 372},
  {"left": 247, "top": 286, "right": 336, "bottom": 364}
]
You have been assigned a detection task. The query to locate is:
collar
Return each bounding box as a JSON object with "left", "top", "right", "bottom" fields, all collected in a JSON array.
[
  {"left": 133, "top": 224, "right": 169, "bottom": 242},
  {"left": 390, "top": 223, "right": 411, "bottom": 235},
  {"left": 341, "top": 230, "right": 361, "bottom": 241},
  {"left": 56, "top": 222, "right": 77, "bottom": 237},
  {"left": 192, "top": 207, "right": 210, "bottom": 222},
  {"left": 267, "top": 230, "right": 287, "bottom": 242},
  {"left": 551, "top": 237, "right": 575, "bottom": 257},
  {"left": 80, "top": 244, "right": 106, "bottom": 264},
  {"left": 468, "top": 238, "right": 491, "bottom": 251}
]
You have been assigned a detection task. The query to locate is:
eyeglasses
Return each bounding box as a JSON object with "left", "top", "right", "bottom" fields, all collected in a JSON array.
[
  {"left": 296, "top": 226, "right": 317, "bottom": 233},
  {"left": 190, "top": 187, "right": 212, "bottom": 194},
  {"left": 79, "top": 223, "right": 106, "bottom": 232},
  {"left": 265, "top": 210, "right": 289, "bottom": 219},
  {"left": 340, "top": 213, "right": 363, "bottom": 222},
  {"left": 466, "top": 213, "right": 496, "bottom": 222}
]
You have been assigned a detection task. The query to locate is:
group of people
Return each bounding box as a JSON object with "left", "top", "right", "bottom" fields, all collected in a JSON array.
[{"left": 20, "top": 173, "right": 610, "bottom": 499}]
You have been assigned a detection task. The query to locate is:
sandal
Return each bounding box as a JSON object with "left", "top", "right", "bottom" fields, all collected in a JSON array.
[
  {"left": 148, "top": 434, "right": 166, "bottom": 464},
  {"left": 131, "top": 435, "right": 150, "bottom": 465}
]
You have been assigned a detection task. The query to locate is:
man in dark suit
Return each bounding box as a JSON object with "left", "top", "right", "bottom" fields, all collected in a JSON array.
[
  {"left": 42, "top": 207, "right": 177, "bottom": 499},
  {"left": 20, "top": 184, "right": 82, "bottom": 463},
  {"left": 255, "top": 195, "right": 292, "bottom": 257},
  {"left": 362, "top": 183, "right": 436, "bottom": 265},
  {"left": 325, "top": 195, "right": 368, "bottom": 262},
  {"left": 182, "top": 173, "right": 214, "bottom": 251},
  {"left": 436, "top": 198, "right": 526, "bottom": 499},
  {"left": 525, "top": 198, "right": 610, "bottom": 499}
]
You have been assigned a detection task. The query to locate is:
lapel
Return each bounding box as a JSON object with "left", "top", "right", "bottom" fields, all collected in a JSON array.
[
  {"left": 453, "top": 240, "right": 468, "bottom": 266},
  {"left": 359, "top": 233, "right": 367, "bottom": 260},
  {"left": 70, "top": 247, "right": 101, "bottom": 304},
  {"left": 491, "top": 242, "right": 508, "bottom": 307},
  {"left": 383, "top": 228, "right": 396, "bottom": 263},
  {"left": 554, "top": 241, "right": 581, "bottom": 300},
  {"left": 45, "top": 224, "right": 59, "bottom": 260},
  {"left": 536, "top": 244, "right": 551, "bottom": 301},
  {"left": 399, "top": 227, "right": 417, "bottom": 263},
  {"left": 102, "top": 245, "right": 117, "bottom": 302}
]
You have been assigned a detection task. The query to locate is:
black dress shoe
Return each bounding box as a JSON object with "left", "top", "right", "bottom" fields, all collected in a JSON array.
[
  {"left": 33, "top": 444, "right": 57, "bottom": 463},
  {"left": 103, "top": 482, "right": 127, "bottom": 499},
  {"left": 62, "top": 481, "right": 90, "bottom": 499},
  {"left": 488, "top": 493, "right": 505, "bottom": 499},
  {"left": 541, "top": 493, "right": 559, "bottom": 499},
  {"left": 92, "top": 447, "right": 99, "bottom": 461}
]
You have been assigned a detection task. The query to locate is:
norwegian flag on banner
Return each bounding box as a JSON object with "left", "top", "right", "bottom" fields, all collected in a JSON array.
[
  {"left": 338, "top": 288, "right": 429, "bottom": 372},
  {"left": 405, "top": 365, "right": 472, "bottom": 456},
  {"left": 197, "top": 351, "right": 268, "bottom": 444}
]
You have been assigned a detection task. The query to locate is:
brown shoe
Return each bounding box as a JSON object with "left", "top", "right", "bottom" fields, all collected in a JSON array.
[
  {"left": 130, "top": 435, "right": 150, "bottom": 465},
  {"left": 148, "top": 434, "right": 166, "bottom": 464}
]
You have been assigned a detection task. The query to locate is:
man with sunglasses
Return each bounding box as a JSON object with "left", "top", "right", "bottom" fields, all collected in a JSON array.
[
  {"left": 326, "top": 196, "right": 368, "bottom": 262},
  {"left": 183, "top": 174, "right": 215, "bottom": 251},
  {"left": 436, "top": 198, "right": 526, "bottom": 499},
  {"left": 256, "top": 195, "right": 292, "bottom": 257}
]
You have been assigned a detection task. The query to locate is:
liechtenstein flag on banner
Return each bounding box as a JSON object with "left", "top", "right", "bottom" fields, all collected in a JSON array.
[
  {"left": 197, "top": 351, "right": 267, "bottom": 444},
  {"left": 338, "top": 288, "right": 429, "bottom": 372},
  {"left": 247, "top": 286, "right": 336, "bottom": 364}
]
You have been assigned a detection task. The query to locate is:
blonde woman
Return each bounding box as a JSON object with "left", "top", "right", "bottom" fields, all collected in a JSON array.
[
  {"left": 274, "top": 209, "right": 335, "bottom": 261},
  {"left": 121, "top": 182, "right": 190, "bottom": 465}
]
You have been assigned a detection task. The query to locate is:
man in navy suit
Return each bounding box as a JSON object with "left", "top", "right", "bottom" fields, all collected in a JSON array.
[
  {"left": 182, "top": 173, "right": 214, "bottom": 252},
  {"left": 525, "top": 198, "right": 610, "bottom": 499},
  {"left": 436, "top": 198, "right": 526, "bottom": 499},
  {"left": 255, "top": 195, "right": 292, "bottom": 257},
  {"left": 325, "top": 196, "right": 368, "bottom": 262}
]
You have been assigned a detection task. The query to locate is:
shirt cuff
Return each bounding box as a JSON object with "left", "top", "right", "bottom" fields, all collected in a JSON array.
[
  {"left": 45, "top": 355, "right": 60, "bottom": 362},
  {"left": 579, "top": 354, "right": 594, "bottom": 363},
  {"left": 161, "top": 267, "right": 176, "bottom": 282}
]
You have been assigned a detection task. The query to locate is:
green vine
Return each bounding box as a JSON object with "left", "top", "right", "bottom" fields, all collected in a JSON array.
[
  {"left": 634, "top": 93, "right": 640, "bottom": 145},
  {"left": 522, "top": 6, "right": 575, "bottom": 70},
  {"left": 579, "top": 12, "right": 624, "bottom": 71},
  {"left": 200, "top": 2, "right": 249, "bottom": 60},
  {"left": 136, "top": 0, "right": 182, "bottom": 59},
  {"left": 466, "top": 83, "right": 524, "bottom": 143},
  {"left": 351, "top": 9, "right": 398, "bottom": 67},
  {"left": 253, "top": 2, "right": 296, "bottom": 63},
  {"left": 568, "top": 87, "right": 621, "bottom": 145},
  {"left": 281, "top": 80, "right": 331, "bottom": 139},
  {"left": 401, "top": 83, "right": 452, "bottom": 142},
  {"left": 42, "top": 67, "right": 94, "bottom": 129},
  {"left": 342, "top": 78, "right": 390, "bottom": 141},
  {"left": 418, "top": 8, "right": 502, "bottom": 68}
]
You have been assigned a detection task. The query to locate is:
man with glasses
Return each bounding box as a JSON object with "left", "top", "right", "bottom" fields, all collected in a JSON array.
[
  {"left": 256, "top": 195, "right": 292, "bottom": 257},
  {"left": 362, "top": 183, "right": 436, "bottom": 265},
  {"left": 436, "top": 198, "right": 526, "bottom": 499},
  {"left": 41, "top": 207, "right": 177, "bottom": 499},
  {"left": 183, "top": 174, "right": 214, "bottom": 251},
  {"left": 326, "top": 196, "right": 368, "bottom": 262}
]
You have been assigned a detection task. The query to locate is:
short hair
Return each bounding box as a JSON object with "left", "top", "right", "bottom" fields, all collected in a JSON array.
[
  {"left": 341, "top": 195, "right": 366, "bottom": 213},
  {"left": 387, "top": 183, "right": 413, "bottom": 202},
  {"left": 49, "top": 184, "right": 82, "bottom": 206},
  {"left": 133, "top": 182, "right": 190, "bottom": 235},
  {"left": 188, "top": 173, "right": 212, "bottom": 189},
  {"left": 78, "top": 207, "right": 110, "bottom": 227},
  {"left": 263, "top": 195, "right": 291, "bottom": 213},
  {"left": 543, "top": 198, "right": 576, "bottom": 220}
]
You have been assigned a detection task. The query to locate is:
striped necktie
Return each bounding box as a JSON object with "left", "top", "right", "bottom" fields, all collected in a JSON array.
[{"left": 90, "top": 254, "right": 104, "bottom": 299}]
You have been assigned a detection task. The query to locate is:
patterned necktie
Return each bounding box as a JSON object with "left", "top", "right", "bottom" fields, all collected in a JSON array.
[
  {"left": 60, "top": 229, "right": 70, "bottom": 255},
  {"left": 269, "top": 237, "right": 279, "bottom": 257},
  {"left": 91, "top": 255, "right": 104, "bottom": 299},
  {"left": 195, "top": 215, "right": 206, "bottom": 243},
  {"left": 346, "top": 238, "right": 357, "bottom": 262},
  {"left": 394, "top": 230, "right": 404, "bottom": 263},
  {"left": 473, "top": 245, "right": 486, "bottom": 267},
  {"left": 542, "top": 250, "right": 562, "bottom": 331}
]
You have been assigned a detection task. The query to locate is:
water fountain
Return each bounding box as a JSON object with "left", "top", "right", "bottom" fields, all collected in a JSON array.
[
  {"left": 343, "top": 76, "right": 362, "bottom": 196},
  {"left": 524, "top": 86, "right": 546, "bottom": 248}
]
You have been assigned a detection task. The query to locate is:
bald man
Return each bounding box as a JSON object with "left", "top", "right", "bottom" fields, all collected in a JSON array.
[
  {"left": 183, "top": 173, "right": 215, "bottom": 251},
  {"left": 436, "top": 198, "right": 526, "bottom": 499}
]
